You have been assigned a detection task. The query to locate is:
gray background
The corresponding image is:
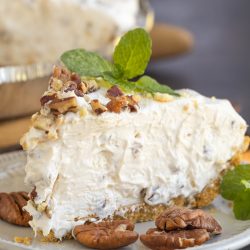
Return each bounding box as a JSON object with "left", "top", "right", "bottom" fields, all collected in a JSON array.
[
  {"left": 149, "top": 1, "right": 250, "bottom": 249},
  {"left": 149, "top": 0, "right": 250, "bottom": 132}
]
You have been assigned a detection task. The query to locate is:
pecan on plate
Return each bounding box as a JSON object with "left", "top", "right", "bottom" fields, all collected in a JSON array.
[
  {"left": 73, "top": 220, "right": 138, "bottom": 249},
  {"left": 155, "top": 206, "right": 222, "bottom": 234},
  {"left": 0, "top": 192, "right": 31, "bottom": 227},
  {"left": 140, "top": 228, "right": 210, "bottom": 250}
]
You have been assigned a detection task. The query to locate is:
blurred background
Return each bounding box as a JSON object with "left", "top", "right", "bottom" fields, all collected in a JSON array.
[
  {"left": 149, "top": 0, "right": 250, "bottom": 124},
  {"left": 0, "top": 0, "right": 249, "bottom": 151}
]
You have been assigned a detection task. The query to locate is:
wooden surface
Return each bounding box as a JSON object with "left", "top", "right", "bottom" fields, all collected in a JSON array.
[{"left": 0, "top": 117, "right": 30, "bottom": 149}]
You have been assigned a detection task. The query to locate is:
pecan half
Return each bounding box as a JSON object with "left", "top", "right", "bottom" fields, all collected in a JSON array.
[
  {"left": 90, "top": 99, "right": 107, "bottom": 115},
  {"left": 0, "top": 192, "right": 31, "bottom": 227},
  {"left": 155, "top": 206, "right": 222, "bottom": 234},
  {"left": 49, "top": 96, "right": 78, "bottom": 115},
  {"left": 74, "top": 220, "right": 138, "bottom": 249},
  {"left": 140, "top": 228, "right": 210, "bottom": 250}
]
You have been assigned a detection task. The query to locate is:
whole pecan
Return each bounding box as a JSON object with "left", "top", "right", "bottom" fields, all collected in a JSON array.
[
  {"left": 0, "top": 192, "right": 31, "bottom": 227},
  {"left": 73, "top": 220, "right": 138, "bottom": 249},
  {"left": 140, "top": 228, "right": 210, "bottom": 250},
  {"left": 155, "top": 206, "right": 222, "bottom": 234}
]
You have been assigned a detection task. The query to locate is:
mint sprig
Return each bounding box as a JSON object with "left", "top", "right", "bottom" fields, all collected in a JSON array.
[
  {"left": 60, "top": 28, "right": 179, "bottom": 97},
  {"left": 220, "top": 165, "right": 250, "bottom": 220},
  {"left": 113, "top": 28, "right": 152, "bottom": 79},
  {"left": 61, "top": 49, "right": 112, "bottom": 77}
]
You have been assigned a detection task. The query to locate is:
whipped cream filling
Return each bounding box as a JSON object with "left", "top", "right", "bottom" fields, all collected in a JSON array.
[{"left": 24, "top": 89, "right": 247, "bottom": 239}]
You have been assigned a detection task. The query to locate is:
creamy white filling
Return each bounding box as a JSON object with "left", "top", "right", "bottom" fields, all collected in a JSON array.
[{"left": 24, "top": 89, "right": 247, "bottom": 239}]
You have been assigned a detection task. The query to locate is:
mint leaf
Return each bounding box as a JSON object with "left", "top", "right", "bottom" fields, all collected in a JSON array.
[
  {"left": 221, "top": 165, "right": 250, "bottom": 200},
  {"left": 102, "top": 72, "right": 138, "bottom": 93},
  {"left": 220, "top": 164, "right": 250, "bottom": 220},
  {"left": 60, "top": 29, "right": 179, "bottom": 97},
  {"left": 113, "top": 28, "right": 152, "bottom": 79},
  {"left": 241, "top": 180, "right": 250, "bottom": 189},
  {"left": 61, "top": 49, "right": 112, "bottom": 77},
  {"left": 233, "top": 191, "right": 250, "bottom": 220},
  {"left": 135, "top": 76, "right": 180, "bottom": 96}
]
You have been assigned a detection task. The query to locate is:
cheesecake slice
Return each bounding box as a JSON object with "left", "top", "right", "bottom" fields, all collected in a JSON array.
[{"left": 21, "top": 66, "right": 248, "bottom": 240}]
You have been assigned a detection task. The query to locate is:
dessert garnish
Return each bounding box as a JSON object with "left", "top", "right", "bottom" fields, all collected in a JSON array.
[
  {"left": 61, "top": 28, "right": 180, "bottom": 97},
  {"left": 140, "top": 206, "right": 221, "bottom": 250},
  {"left": 0, "top": 192, "right": 31, "bottom": 226},
  {"left": 155, "top": 206, "right": 222, "bottom": 234},
  {"left": 73, "top": 220, "right": 138, "bottom": 249},
  {"left": 221, "top": 164, "right": 250, "bottom": 220},
  {"left": 140, "top": 228, "right": 210, "bottom": 250}
]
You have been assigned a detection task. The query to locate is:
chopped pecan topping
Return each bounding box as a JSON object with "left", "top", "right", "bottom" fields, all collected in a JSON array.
[
  {"left": 0, "top": 192, "right": 31, "bottom": 227},
  {"left": 106, "top": 85, "right": 124, "bottom": 99},
  {"left": 52, "top": 66, "right": 71, "bottom": 82},
  {"left": 106, "top": 96, "right": 128, "bottom": 113},
  {"left": 155, "top": 206, "right": 222, "bottom": 234},
  {"left": 51, "top": 66, "right": 98, "bottom": 94},
  {"left": 64, "top": 81, "right": 85, "bottom": 97},
  {"left": 83, "top": 79, "right": 99, "bottom": 93},
  {"left": 106, "top": 86, "right": 139, "bottom": 113},
  {"left": 70, "top": 72, "right": 81, "bottom": 84},
  {"left": 40, "top": 93, "right": 57, "bottom": 106},
  {"left": 74, "top": 220, "right": 138, "bottom": 249},
  {"left": 127, "top": 95, "right": 139, "bottom": 112},
  {"left": 90, "top": 99, "right": 107, "bottom": 115},
  {"left": 140, "top": 228, "right": 210, "bottom": 250},
  {"left": 49, "top": 96, "right": 78, "bottom": 115}
]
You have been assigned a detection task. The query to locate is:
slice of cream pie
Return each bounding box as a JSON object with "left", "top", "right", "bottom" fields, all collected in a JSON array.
[{"left": 21, "top": 66, "right": 248, "bottom": 240}]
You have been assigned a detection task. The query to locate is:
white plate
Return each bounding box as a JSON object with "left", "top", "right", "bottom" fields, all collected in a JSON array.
[{"left": 0, "top": 151, "right": 250, "bottom": 250}]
